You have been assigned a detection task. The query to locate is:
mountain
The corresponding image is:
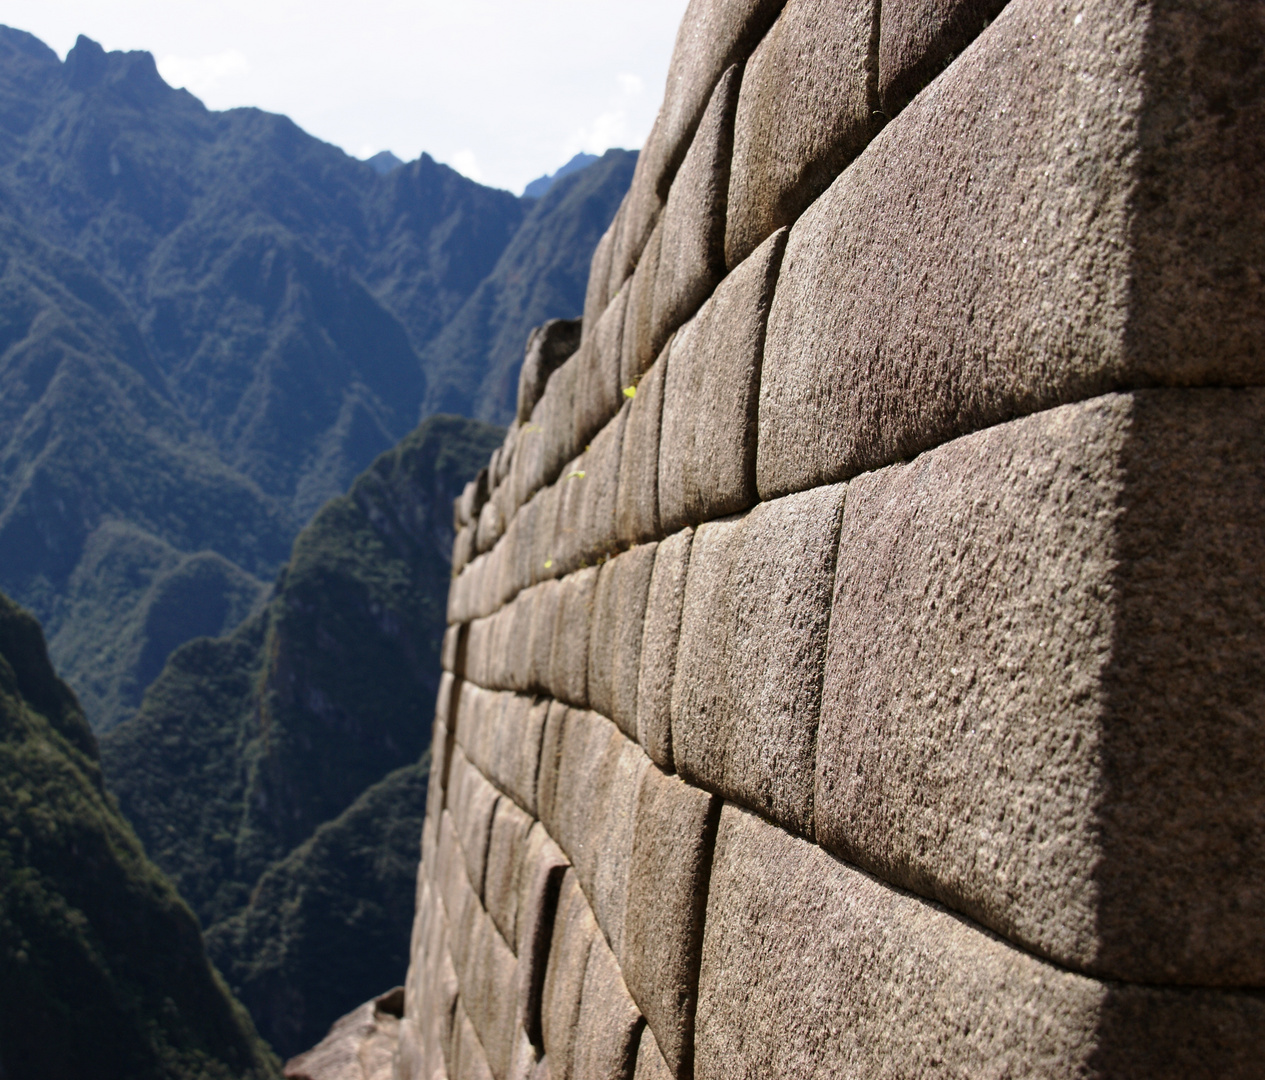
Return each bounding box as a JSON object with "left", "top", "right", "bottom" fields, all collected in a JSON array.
[
  {"left": 0, "top": 590, "right": 279, "bottom": 1080},
  {"left": 366, "top": 151, "right": 403, "bottom": 176},
  {"left": 0, "top": 25, "right": 631, "bottom": 730},
  {"left": 522, "top": 151, "right": 598, "bottom": 199},
  {"left": 100, "top": 414, "right": 502, "bottom": 1055},
  {"left": 422, "top": 148, "right": 637, "bottom": 421}
]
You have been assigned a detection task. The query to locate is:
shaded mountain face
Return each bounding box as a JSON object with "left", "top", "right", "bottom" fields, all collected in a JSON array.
[
  {"left": 0, "top": 25, "right": 631, "bottom": 729},
  {"left": 522, "top": 151, "right": 598, "bottom": 198},
  {"left": 100, "top": 414, "right": 502, "bottom": 1054},
  {"left": 0, "top": 591, "right": 279, "bottom": 1080}
]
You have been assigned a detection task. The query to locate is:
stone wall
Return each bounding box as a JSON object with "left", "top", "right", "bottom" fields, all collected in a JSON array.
[{"left": 398, "top": 1, "right": 1265, "bottom": 1077}]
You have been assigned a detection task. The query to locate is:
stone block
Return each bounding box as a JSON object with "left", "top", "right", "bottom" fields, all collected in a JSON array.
[
  {"left": 507, "top": 1027, "right": 541, "bottom": 1080},
  {"left": 608, "top": 125, "right": 666, "bottom": 300},
  {"left": 451, "top": 1002, "right": 495, "bottom": 1080},
  {"left": 672, "top": 484, "right": 845, "bottom": 835},
  {"left": 757, "top": 0, "right": 1265, "bottom": 499},
  {"left": 548, "top": 567, "right": 599, "bottom": 707},
  {"left": 484, "top": 797, "right": 537, "bottom": 951},
  {"left": 816, "top": 389, "right": 1265, "bottom": 984},
  {"left": 651, "top": 65, "right": 740, "bottom": 351},
  {"left": 644, "top": 0, "right": 786, "bottom": 201},
  {"left": 534, "top": 701, "right": 570, "bottom": 834},
  {"left": 514, "top": 826, "right": 569, "bottom": 1046},
  {"left": 441, "top": 625, "right": 463, "bottom": 675},
  {"left": 527, "top": 580, "right": 562, "bottom": 694},
  {"left": 615, "top": 343, "right": 670, "bottom": 548},
  {"left": 458, "top": 468, "right": 490, "bottom": 530},
  {"left": 571, "top": 936, "right": 643, "bottom": 1080},
  {"left": 552, "top": 411, "right": 627, "bottom": 575},
  {"left": 519, "top": 318, "right": 583, "bottom": 424},
  {"left": 498, "top": 596, "right": 535, "bottom": 694},
  {"left": 588, "top": 542, "right": 658, "bottom": 739},
  {"left": 573, "top": 283, "right": 630, "bottom": 453},
  {"left": 465, "top": 616, "right": 493, "bottom": 689},
  {"left": 619, "top": 219, "right": 664, "bottom": 388},
  {"left": 454, "top": 686, "right": 504, "bottom": 785},
  {"left": 879, "top": 0, "right": 1007, "bottom": 116},
  {"left": 436, "top": 811, "right": 477, "bottom": 967},
  {"left": 447, "top": 747, "right": 501, "bottom": 901},
  {"left": 725, "top": 0, "right": 881, "bottom": 269},
  {"left": 485, "top": 693, "right": 549, "bottom": 818},
  {"left": 462, "top": 910, "right": 519, "bottom": 1080},
  {"left": 636, "top": 528, "right": 693, "bottom": 771},
  {"left": 540, "top": 871, "right": 599, "bottom": 1080},
  {"left": 696, "top": 804, "right": 1265, "bottom": 1080},
  {"left": 454, "top": 525, "right": 476, "bottom": 575},
  {"left": 476, "top": 485, "right": 505, "bottom": 555},
  {"left": 632, "top": 1027, "right": 672, "bottom": 1080},
  {"left": 582, "top": 210, "right": 621, "bottom": 343},
  {"left": 528, "top": 486, "right": 562, "bottom": 586},
  {"left": 531, "top": 357, "right": 585, "bottom": 505},
  {"left": 658, "top": 229, "right": 787, "bottom": 533},
  {"left": 621, "top": 765, "right": 719, "bottom": 1080}
]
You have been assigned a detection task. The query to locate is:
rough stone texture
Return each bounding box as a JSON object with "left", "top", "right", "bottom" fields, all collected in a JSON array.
[
  {"left": 615, "top": 342, "right": 670, "bottom": 548},
  {"left": 552, "top": 408, "right": 627, "bottom": 575},
  {"left": 672, "top": 484, "right": 845, "bottom": 835},
  {"left": 635, "top": 528, "right": 692, "bottom": 771},
  {"left": 619, "top": 220, "right": 664, "bottom": 389},
  {"left": 574, "top": 284, "right": 630, "bottom": 452},
  {"left": 816, "top": 390, "right": 1265, "bottom": 985},
  {"left": 651, "top": 65, "right": 740, "bottom": 354},
  {"left": 658, "top": 229, "right": 786, "bottom": 533},
  {"left": 482, "top": 694, "right": 549, "bottom": 818},
  {"left": 442, "top": 626, "right": 463, "bottom": 675},
  {"left": 519, "top": 319, "right": 584, "bottom": 424},
  {"left": 725, "top": 0, "right": 881, "bottom": 269},
  {"left": 458, "top": 468, "right": 491, "bottom": 531},
  {"left": 476, "top": 484, "right": 506, "bottom": 555},
  {"left": 453, "top": 525, "right": 476, "bottom": 575},
  {"left": 607, "top": 150, "right": 664, "bottom": 312},
  {"left": 631, "top": 1026, "right": 672, "bottom": 1080},
  {"left": 757, "top": 0, "right": 1265, "bottom": 500},
  {"left": 571, "top": 936, "right": 643, "bottom": 1080},
  {"left": 547, "top": 567, "right": 598, "bottom": 707},
  {"left": 528, "top": 486, "right": 561, "bottom": 586},
  {"left": 461, "top": 908, "right": 519, "bottom": 1080},
  {"left": 283, "top": 989, "right": 403, "bottom": 1080},
  {"left": 484, "top": 797, "right": 537, "bottom": 951},
  {"left": 582, "top": 214, "right": 619, "bottom": 345},
  {"left": 621, "top": 766, "right": 719, "bottom": 1080},
  {"left": 451, "top": 1003, "right": 495, "bottom": 1080},
  {"left": 447, "top": 748, "right": 501, "bottom": 902},
  {"left": 696, "top": 804, "right": 1265, "bottom": 1080},
  {"left": 540, "top": 871, "right": 599, "bottom": 1080},
  {"left": 879, "top": 0, "right": 1008, "bottom": 116},
  {"left": 588, "top": 543, "right": 657, "bottom": 739},
  {"left": 643, "top": 0, "right": 787, "bottom": 201},
  {"left": 514, "top": 827, "right": 569, "bottom": 1046},
  {"left": 527, "top": 580, "right": 562, "bottom": 693}
]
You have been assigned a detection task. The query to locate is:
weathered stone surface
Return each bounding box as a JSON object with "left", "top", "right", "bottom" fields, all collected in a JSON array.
[
  {"left": 726, "top": 0, "right": 881, "bottom": 269},
  {"left": 484, "top": 797, "right": 537, "bottom": 951},
  {"left": 816, "top": 389, "right": 1265, "bottom": 984},
  {"left": 879, "top": 0, "right": 1008, "bottom": 116},
  {"left": 757, "top": 0, "right": 1265, "bottom": 499},
  {"left": 582, "top": 209, "right": 621, "bottom": 343},
  {"left": 519, "top": 319, "right": 584, "bottom": 424},
  {"left": 283, "top": 989, "right": 403, "bottom": 1080},
  {"left": 645, "top": 0, "right": 786, "bottom": 200},
  {"left": 574, "top": 284, "right": 630, "bottom": 453},
  {"left": 479, "top": 693, "right": 549, "bottom": 817},
  {"left": 548, "top": 567, "right": 598, "bottom": 707},
  {"left": 696, "top": 804, "right": 1265, "bottom": 1080},
  {"left": 615, "top": 342, "right": 670, "bottom": 548},
  {"left": 476, "top": 484, "right": 506, "bottom": 554},
  {"left": 636, "top": 528, "right": 693, "bottom": 771},
  {"left": 409, "top": 880, "right": 459, "bottom": 1080},
  {"left": 619, "top": 219, "right": 664, "bottom": 389},
  {"left": 507, "top": 1027, "right": 542, "bottom": 1080},
  {"left": 520, "top": 356, "right": 584, "bottom": 509},
  {"left": 672, "top": 484, "right": 844, "bottom": 835},
  {"left": 552, "top": 410, "right": 626, "bottom": 575},
  {"left": 453, "top": 525, "right": 476, "bottom": 575},
  {"left": 588, "top": 542, "right": 658, "bottom": 739},
  {"left": 451, "top": 1002, "right": 495, "bottom": 1080},
  {"left": 651, "top": 65, "right": 740, "bottom": 351},
  {"left": 534, "top": 701, "right": 570, "bottom": 833},
  {"left": 631, "top": 1026, "right": 672, "bottom": 1080},
  {"left": 527, "top": 579, "right": 562, "bottom": 693},
  {"left": 540, "top": 871, "right": 599, "bottom": 1080},
  {"left": 465, "top": 909, "right": 519, "bottom": 1080},
  {"left": 447, "top": 747, "right": 501, "bottom": 901},
  {"left": 442, "top": 626, "right": 462, "bottom": 675},
  {"left": 658, "top": 229, "right": 786, "bottom": 533},
  {"left": 514, "top": 827, "right": 569, "bottom": 1046},
  {"left": 621, "top": 765, "right": 719, "bottom": 1080},
  {"left": 571, "top": 936, "right": 643, "bottom": 1080},
  {"left": 458, "top": 468, "right": 491, "bottom": 530},
  {"left": 464, "top": 616, "right": 493, "bottom": 689}
]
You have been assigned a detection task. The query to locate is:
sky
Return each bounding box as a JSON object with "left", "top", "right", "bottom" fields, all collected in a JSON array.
[{"left": 4, "top": 0, "right": 691, "bottom": 194}]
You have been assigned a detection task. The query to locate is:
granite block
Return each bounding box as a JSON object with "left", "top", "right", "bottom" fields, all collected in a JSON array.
[
  {"left": 636, "top": 528, "right": 693, "bottom": 771},
  {"left": 548, "top": 567, "right": 598, "bottom": 707},
  {"left": 588, "top": 542, "right": 658, "bottom": 739},
  {"left": 540, "top": 870, "right": 599, "bottom": 1080},
  {"left": 519, "top": 319, "right": 583, "bottom": 424},
  {"left": 571, "top": 935, "right": 643, "bottom": 1080},
  {"left": 615, "top": 343, "right": 670, "bottom": 548}
]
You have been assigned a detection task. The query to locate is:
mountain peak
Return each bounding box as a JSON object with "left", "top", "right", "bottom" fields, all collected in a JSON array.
[
  {"left": 367, "top": 150, "right": 404, "bottom": 175},
  {"left": 63, "top": 34, "right": 107, "bottom": 90},
  {"left": 522, "top": 151, "right": 600, "bottom": 199}
]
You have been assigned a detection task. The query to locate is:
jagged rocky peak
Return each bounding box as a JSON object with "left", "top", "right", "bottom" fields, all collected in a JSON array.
[{"left": 522, "top": 151, "right": 599, "bottom": 198}]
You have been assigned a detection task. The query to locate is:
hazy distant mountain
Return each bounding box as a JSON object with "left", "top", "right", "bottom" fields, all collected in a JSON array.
[
  {"left": 0, "top": 25, "right": 631, "bottom": 729},
  {"left": 101, "top": 414, "right": 501, "bottom": 1055},
  {"left": 366, "top": 150, "right": 404, "bottom": 175},
  {"left": 522, "top": 151, "right": 598, "bottom": 198}
]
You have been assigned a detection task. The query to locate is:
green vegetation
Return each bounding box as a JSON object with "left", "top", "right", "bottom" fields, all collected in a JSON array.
[
  {"left": 0, "top": 591, "right": 280, "bottom": 1080},
  {"left": 100, "top": 415, "right": 502, "bottom": 1057}
]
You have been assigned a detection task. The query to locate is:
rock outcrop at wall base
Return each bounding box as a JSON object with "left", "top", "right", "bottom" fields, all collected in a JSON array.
[{"left": 400, "top": 0, "right": 1265, "bottom": 1077}]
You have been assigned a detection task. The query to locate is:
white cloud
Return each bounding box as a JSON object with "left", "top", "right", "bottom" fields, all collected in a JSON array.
[
  {"left": 157, "top": 50, "right": 248, "bottom": 100},
  {"left": 617, "top": 72, "right": 644, "bottom": 98},
  {"left": 446, "top": 149, "right": 485, "bottom": 183}
]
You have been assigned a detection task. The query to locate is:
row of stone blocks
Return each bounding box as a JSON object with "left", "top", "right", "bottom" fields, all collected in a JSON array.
[
  {"left": 455, "top": 0, "right": 1262, "bottom": 568},
  {"left": 397, "top": 653, "right": 1265, "bottom": 1079}
]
